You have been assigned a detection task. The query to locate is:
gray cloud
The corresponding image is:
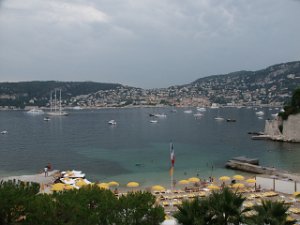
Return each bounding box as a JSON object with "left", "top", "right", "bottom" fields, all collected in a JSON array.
[{"left": 0, "top": 0, "right": 299, "bottom": 88}]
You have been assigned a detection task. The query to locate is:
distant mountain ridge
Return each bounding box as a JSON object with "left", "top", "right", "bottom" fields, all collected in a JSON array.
[{"left": 0, "top": 60, "right": 299, "bottom": 108}]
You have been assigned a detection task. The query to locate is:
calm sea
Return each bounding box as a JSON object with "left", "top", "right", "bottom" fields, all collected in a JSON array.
[{"left": 0, "top": 107, "right": 299, "bottom": 188}]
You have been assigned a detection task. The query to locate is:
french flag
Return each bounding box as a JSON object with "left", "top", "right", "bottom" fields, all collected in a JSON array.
[{"left": 170, "top": 142, "right": 175, "bottom": 167}]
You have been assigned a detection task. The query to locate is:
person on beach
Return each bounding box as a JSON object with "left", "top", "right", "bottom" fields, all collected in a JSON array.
[{"left": 44, "top": 166, "right": 48, "bottom": 177}]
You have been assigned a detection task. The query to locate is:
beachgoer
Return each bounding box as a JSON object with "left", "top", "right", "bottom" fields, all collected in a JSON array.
[
  {"left": 47, "top": 163, "right": 52, "bottom": 171},
  {"left": 44, "top": 167, "right": 48, "bottom": 177}
]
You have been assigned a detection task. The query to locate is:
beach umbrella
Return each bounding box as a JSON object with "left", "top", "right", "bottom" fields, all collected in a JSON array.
[
  {"left": 97, "top": 183, "right": 109, "bottom": 190},
  {"left": 51, "top": 183, "right": 65, "bottom": 192},
  {"left": 75, "top": 180, "right": 88, "bottom": 188},
  {"left": 178, "top": 179, "right": 189, "bottom": 185},
  {"left": 152, "top": 185, "right": 166, "bottom": 192},
  {"left": 232, "top": 183, "right": 245, "bottom": 189},
  {"left": 64, "top": 184, "right": 75, "bottom": 190},
  {"left": 207, "top": 185, "right": 220, "bottom": 190},
  {"left": 233, "top": 175, "right": 245, "bottom": 181},
  {"left": 127, "top": 182, "right": 139, "bottom": 188},
  {"left": 108, "top": 181, "right": 119, "bottom": 187},
  {"left": 246, "top": 178, "right": 256, "bottom": 183},
  {"left": 188, "top": 177, "right": 200, "bottom": 183},
  {"left": 293, "top": 192, "right": 300, "bottom": 197},
  {"left": 219, "top": 176, "right": 230, "bottom": 181}
]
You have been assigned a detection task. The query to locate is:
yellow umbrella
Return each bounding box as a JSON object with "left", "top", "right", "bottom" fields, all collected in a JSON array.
[
  {"left": 97, "top": 183, "right": 109, "bottom": 190},
  {"left": 246, "top": 178, "right": 256, "bottom": 183},
  {"left": 233, "top": 175, "right": 245, "bottom": 181},
  {"left": 51, "top": 183, "right": 65, "bottom": 192},
  {"left": 232, "top": 183, "right": 245, "bottom": 189},
  {"left": 178, "top": 179, "right": 189, "bottom": 185},
  {"left": 219, "top": 176, "right": 230, "bottom": 181},
  {"left": 127, "top": 182, "right": 139, "bottom": 188},
  {"left": 152, "top": 185, "right": 166, "bottom": 192},
  {"left": 207, "top": 185, "right": 220, "bottom": 190},
  {"left": 188, "top": 177, "right": 200, "bottom": 183},
  {"left": 293, "top": 192, "right": 300, "bottom": 197},
  {"left": 108, "top": 181, "right": 119, "bottom": 187},
  {"left": 64, "top": 184, "right": 75, "bottom": 190},
  {"left": 75, "top": 180, "right": 88, "bottom": 188}
]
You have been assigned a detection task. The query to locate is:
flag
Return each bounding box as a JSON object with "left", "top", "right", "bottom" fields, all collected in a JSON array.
[{"left": 170, "top": 142, "right": 175, "bottom": 167}]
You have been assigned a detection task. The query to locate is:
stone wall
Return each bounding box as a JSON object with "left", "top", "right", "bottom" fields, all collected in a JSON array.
[
  {"left": 264, "top": 119, "right": 281, "bottom": 136},
  {"left": 283, "top": 114, "right": 300, "bottom": 142}
]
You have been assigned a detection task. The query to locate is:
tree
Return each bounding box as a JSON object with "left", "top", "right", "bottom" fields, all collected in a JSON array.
[
  {"left": 207, "top": 187, "right": 246, "bottom": 225},
  {"left": 116, "top": 191, "right": 165, "bottom": 225},
  {"left": 0, "top": 180, "right": 39, "bottom": 225},
  {"left": 174, "top": 197, "right": 211, "bottom": 225},
  {"left": 246, "top": 200, "right": 290, "bottom": 225},
  {"left": 174, "top": 188, "right": 246, "bottom": 225}
]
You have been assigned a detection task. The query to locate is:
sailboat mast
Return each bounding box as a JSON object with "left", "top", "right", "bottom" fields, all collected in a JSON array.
[
  {"left": 50, "top": 91, "right": 52, "bottom": 112},
  {"left": 59, "top": 89, "right": 62, "bottom": 115},
  {"left": 54, "top": 89, "right": 57, "bottom": 112}
]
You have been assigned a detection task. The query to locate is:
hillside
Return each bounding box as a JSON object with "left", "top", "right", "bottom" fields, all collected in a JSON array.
[{"left": 0, "top": 61, "right": 300, "bottom": 108}]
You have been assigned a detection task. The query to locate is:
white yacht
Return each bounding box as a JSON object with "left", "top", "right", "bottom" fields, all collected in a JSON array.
[
  {"left": 150, "top": 120, "right": 158, "bottom": 123},
  {"left": 255, "top": 111, "right": 264, "bottom": 116},
  {"left": 211, "top": 103, "right": 219, "bottom": 109},
  {"left": 154, "top": 114, "right": 167, "bottom": 118},
  {"left": 184, "top": 110, "right": 193, "bottom": 114},
  {"left": 43, "top": 117, "right": 51, "bottom": 121},
  {"left": 47, "top": 89, "right": 69, "bottom": 116},
  {"left": 1, "top": 130, "right": 8, "bottom": 135},
  {"left": 26, "top": 108, "right": 44, "bottom": 115},
  {"left": 108, "top": 120, "right": 117, "bottom": 125},
  {"left": 197, "top": 107, "right": 206, "bottom": 112},
  {"left": 214, "top": 117, "right": 224, "bottom": 121}
]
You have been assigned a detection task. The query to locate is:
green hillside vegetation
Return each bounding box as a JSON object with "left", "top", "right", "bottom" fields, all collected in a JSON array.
[
  {"left": 0, "top": 81, "right": 122, "bottom": 108},
  {"left": 279, "top": 88, "right": 300, "bottom": 120}
]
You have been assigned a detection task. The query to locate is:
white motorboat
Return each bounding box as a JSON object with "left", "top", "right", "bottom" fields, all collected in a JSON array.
[
  {"left": 184, "top": 110, "right": 193, "bottom": 114},
  {"left": 255, "top": 111, "right": 264, "bottom": 116},
  {"left": 214, "top": 117, "right": 224, "bottom": 121},
  {"left": 43, "top": 117, "right": 51, "bottom": 121},
  {"left": 211, "top": 103, "right": 219, "bottom": 109},
  {"left": 150, "top": 120, "right": 158, "bottom": 123},
  {"left": 197, "top": 107, "right": 206, "bottom": 112},
  {"left": 1, "top": 130, "right": 8, "bottom": 135},
  {"left": 108, "top": 120, "right": 117, "bottom": 125},
  {"left": 26, "top": 108, "right": 44, "bottom": 115},
  {"left": 154, "top": 114, "right": 167, "bottom": 118}
]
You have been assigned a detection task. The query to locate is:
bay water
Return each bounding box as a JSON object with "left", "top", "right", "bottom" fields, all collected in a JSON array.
[{"left": 0, "top": 107, "right": 299, "bottom": 188}]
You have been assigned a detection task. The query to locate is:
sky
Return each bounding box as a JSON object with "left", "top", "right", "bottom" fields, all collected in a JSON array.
[{"left": 0, "top": 0, "right": 300, "bottom": 88}]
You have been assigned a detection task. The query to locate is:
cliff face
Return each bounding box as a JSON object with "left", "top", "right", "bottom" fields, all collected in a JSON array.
[{"left": 264, "top": 114, "right": 300, "bottom": 142}]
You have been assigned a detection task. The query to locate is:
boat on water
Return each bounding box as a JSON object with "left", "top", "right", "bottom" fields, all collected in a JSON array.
[
  {"left": 26, "top": 108, "right": 44, "bottom": 115},
  {"left": 214, "top": 117, "right": 224, "bottom": 121},
  {"left": 150, "top": 120, "right": 158, "bottom": 123},
  {"left": 108, "top": 120, "right": 117, "bottom": 125},
  {"left": 255, "top": 111, "right": 264, "bottom": 116},
  {"left": 184, "top": 110, "right": 193, "bottom": 114},
  {"left": 226, "top": 119, "right": 236, "bottom": 122},
  {"left": 154, "top": 114, "right": 167, "bottom": 118},
  {"left": 211, "top": 103, "right": 219, "bottom": 109},
  {"left": 1, "top": 130, "right": 8, "bottom": 135},
  {"left": 47, "top": 89, "right": 69, "bottom": 116},
  {"left": 197, "top": 107, "right": 206, "bottom": 112},
  {"left": 43, "top": 117, "right": 51, "bottom": 121}
]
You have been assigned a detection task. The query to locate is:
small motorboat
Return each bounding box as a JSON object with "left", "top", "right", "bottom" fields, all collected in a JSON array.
[
  {"left": 150, "top": 120, "right": 158, "bottom": 123},
  {"left": 226, "top": 119, "right": 236, "bottom": 122},
  {"left": 214, "top": 117, "right": 224, "bottom": 121},
  {"left": 44, "top": 117, "right": 51, "bottom": 121},
  {"left": 1, "top": 130, "right": 8, "bottom": 135},
  {"left": 108, "top": 120, "right": 117, "bottom": 125}
]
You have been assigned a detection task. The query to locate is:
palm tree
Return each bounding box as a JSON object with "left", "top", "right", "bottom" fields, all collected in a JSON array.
[
  {"left": 174, "top": 187, "right": 246, "bottom": 225},
  {"left": 207, "top": 187, "right": 246, "bottom": 225},
  {"left": 174, "top": 197, "right": 211, "bottom": 225},
  {"left": 246, "top": 200, "right": 290, "bottom": 225}
]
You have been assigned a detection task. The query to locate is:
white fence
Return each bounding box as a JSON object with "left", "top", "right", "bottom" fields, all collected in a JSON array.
[{"left": 256, "top": 176, "right": 298, "bottom": 194}]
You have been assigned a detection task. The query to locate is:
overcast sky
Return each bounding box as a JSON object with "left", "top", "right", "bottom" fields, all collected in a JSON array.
[{"left": 0, "top": 0, "right": 300, "bottom": 88}]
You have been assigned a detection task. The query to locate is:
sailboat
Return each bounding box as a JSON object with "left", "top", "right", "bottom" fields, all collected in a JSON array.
[{"left": 47, "top": 89, "right": 69, "bottom": 116}]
